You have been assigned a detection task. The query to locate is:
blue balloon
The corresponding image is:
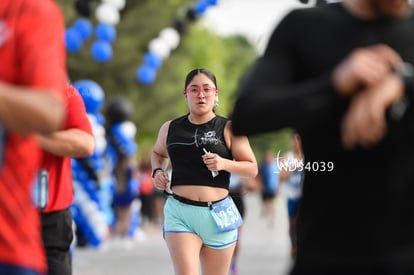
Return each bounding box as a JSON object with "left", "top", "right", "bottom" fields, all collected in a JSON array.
[
  {"left": 90, "top": 40, "right": 113, "bottom": 62},
  {"left": 144, "top": 52, "right": 162, "bottom": 69},
  {"left": 94, "top": 113, "right": 106, "bottom": 125},
  {"left": 136, "top": 65, "right": 156, "bottom": 85},
  {"left": 65, "top": 28, "right": 83, "bottom": 53},
  {"left": 110, "top": 122, "right": 137, "bottom": 157},
  {"left": 72, "top": 79, "right": 105, "bottom": 114},
  {"left": 194, "top": 0, "right": 209, "bottom": 15},
  {"left": 95, "top": 23, "right": 117, "bottom": 43},
  {"left": 73, "top": 18, "right": 93, "bottom": 41},
  {"left": 207, "top": 0, "right": 218, "bottom": 5},
  {"left": 70, "top": 204, "right": 102, "bottom": 247}
]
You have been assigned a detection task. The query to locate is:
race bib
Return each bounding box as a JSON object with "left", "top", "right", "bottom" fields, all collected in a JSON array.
[{"left": 210, "top": 196, "right": 243, "bottom": 232}]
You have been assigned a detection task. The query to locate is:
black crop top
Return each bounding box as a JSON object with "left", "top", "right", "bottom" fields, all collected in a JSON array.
[{"left": 166, "top": 114, "right": 233, "bottom": 190}]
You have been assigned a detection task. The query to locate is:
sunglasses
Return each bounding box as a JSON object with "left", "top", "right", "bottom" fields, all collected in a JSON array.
[{"left": 185, "top": 85, "right": 217, "bottom": 97}]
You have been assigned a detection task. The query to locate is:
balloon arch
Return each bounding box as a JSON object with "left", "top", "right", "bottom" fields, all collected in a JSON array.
[
  {"left": 65, "top": 0, "right": 219, "bottom": 85},
  {"left": 64, "top": 0, "right": 218, "bottom": 248}
]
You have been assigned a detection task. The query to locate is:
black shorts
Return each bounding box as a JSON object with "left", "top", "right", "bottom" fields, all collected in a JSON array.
[
  {"left": 230, "top": 192, "right": 245, "bottom": 218},
  {"left": 41, "top": 208, "right": 73, "bottom": 275}
]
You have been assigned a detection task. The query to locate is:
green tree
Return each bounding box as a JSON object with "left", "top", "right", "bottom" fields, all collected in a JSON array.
[{"left": 58, "top": 0, "right": 292, "bottom": 160}]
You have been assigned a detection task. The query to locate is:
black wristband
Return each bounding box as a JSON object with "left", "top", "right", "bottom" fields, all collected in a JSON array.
[
  {"left": 152, "top": 168, "right": 163, "bottom": 178},
  {"left": 390, "top": 62, "right": 414, "bottom": 120}
]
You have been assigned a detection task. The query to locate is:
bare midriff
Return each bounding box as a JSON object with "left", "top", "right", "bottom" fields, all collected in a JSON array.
[{"left": 172, "top": 185, "right": 228, "bottom": 202}]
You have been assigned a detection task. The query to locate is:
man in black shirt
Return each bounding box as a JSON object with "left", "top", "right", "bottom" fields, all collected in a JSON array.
[{"left": 231, "top": 1, "right": 414, "bottom": 274}]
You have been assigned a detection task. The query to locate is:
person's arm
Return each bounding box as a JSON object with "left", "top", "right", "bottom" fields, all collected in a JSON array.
[
  {"left": 341, "top": 73, "right": 404, "bottom": 149},
  {"left": 151, "top": 121, "right": 171, "bottom": 191},
  {"left": 37, "top": 129, "right": 94, "bottom": 158},
  {"left": 232, "top": 23, "right": 404, "bottom": 137},
  {"left": 0, "top": 82, "right": 64, "bottom": 134},
  {"left": 203, "top": 121, "right": 258, "bottom": 178},
  {"left": 36, "top": 85, "right": 95, "bottom": 157},
  {"left": 231, "top": 10, "right": 342, "bottom": 136}
]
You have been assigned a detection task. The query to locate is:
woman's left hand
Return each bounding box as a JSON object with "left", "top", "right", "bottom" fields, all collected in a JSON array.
[{"left": 202, "top": 152, "right": 224, "bottom": 172}]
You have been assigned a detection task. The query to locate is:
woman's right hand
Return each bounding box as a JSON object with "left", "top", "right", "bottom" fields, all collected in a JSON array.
[{"left": 153, "top": 170, "right": 170, "bottom": 190}]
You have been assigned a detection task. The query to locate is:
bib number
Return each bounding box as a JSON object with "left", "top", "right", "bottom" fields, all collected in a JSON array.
[{"left": 210, "top": 196, "right": 243, "bottom": 232}]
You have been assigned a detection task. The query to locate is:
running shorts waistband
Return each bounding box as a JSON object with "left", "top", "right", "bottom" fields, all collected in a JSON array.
[{"left": 164, "top": 191, "right": 227, "bottom": 207}]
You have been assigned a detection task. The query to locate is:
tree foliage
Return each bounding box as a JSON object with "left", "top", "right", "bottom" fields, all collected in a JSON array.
[{"left": 57, "top": 0, "right": 293, "bottom": 160}]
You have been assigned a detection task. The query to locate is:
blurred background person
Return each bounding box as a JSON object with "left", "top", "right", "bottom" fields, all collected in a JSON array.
[
  {"left": 104, "top": 97, "right": 139, "bottom": 246},
  {"left": 231, "top": 1, "right": 414, "bottom": 274},
  {"left": 137, "top": 154, "right": 166, "bottom": 227},
  {"left": 258, "top": 150, "right": 280, "bottom": 228},
  {"left": 228, "top": 173, "right": 247, "bottom": 275},
  {"left": 227, "top": 173, "right": 258, "bottom": 275},
  {"left": 137, "top": 155, "right": 155, "bottom": 226},
  {"left": 278, "top": 132, "right": 304, "bottom": 258},
  {"left": 0, "top": 0, "right": 66, "bottom": 274},
  {"left": 36, "top": 84, "right": 94, "bottom": 275}
]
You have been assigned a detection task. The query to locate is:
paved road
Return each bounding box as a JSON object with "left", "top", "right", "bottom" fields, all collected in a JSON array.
[{"left": 73, "top": 192, "right": 293, "bottom": 275}]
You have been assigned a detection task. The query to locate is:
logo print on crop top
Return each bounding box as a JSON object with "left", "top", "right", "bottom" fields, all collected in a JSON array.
[
  {"left": 197, "top": 130, "right": 222, "bottom": 146},
  {"left": 167, "top": 128, "right": 223, "bottom": 148}
]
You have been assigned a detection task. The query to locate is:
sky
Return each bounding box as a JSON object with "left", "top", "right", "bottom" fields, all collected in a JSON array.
[{"left": 200, "top": 0, "right": 313, "bottom": 54}]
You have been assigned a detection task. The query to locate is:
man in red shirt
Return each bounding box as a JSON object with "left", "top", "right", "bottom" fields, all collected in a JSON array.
[
  {"left": 0, "top": 0, "right": 67, "bottom": 274},
  {"left": 36, "top": 84, "right": 94, "bottom": 275}
]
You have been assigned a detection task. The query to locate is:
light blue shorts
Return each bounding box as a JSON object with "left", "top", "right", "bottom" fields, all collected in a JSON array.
[{"left": 163, "top": 196, "right": 239, "bottom": 249}]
